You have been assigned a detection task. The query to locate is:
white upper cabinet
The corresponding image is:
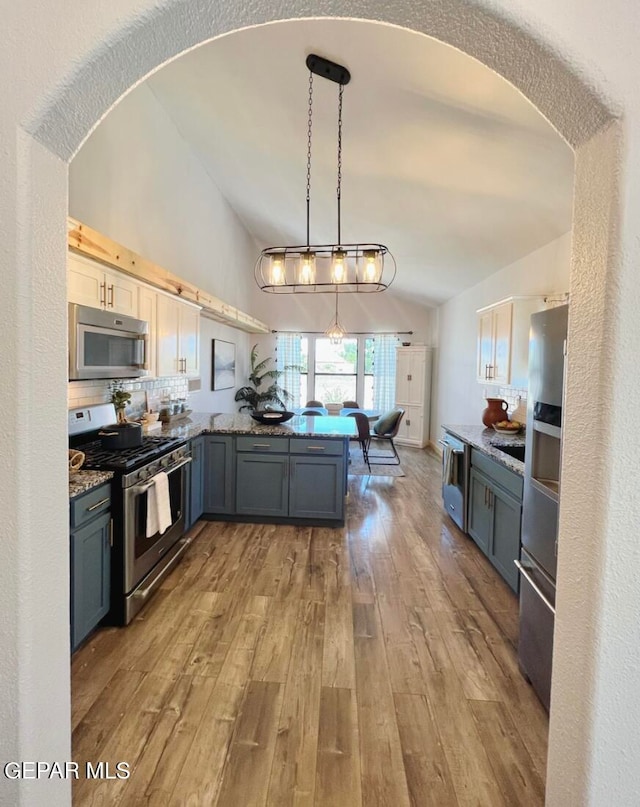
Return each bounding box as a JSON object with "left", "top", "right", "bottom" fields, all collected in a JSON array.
[
  {"left": 476, "top": 296, "right": 547, "bottom": 387},
  {"left": 395, "top": 346, "right": 433, "bottom": 448},
  {"left": 156, "top": 292, "right": 201, "bottom": 378},
  {"left": 137, "top": 283, "right": 158, "bottom": 378},
  {"left": 68, "top": 252, "right": 138, "bottom": 318}
]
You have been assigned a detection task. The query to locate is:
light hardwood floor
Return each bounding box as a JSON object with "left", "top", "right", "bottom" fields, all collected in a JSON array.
[{"left": 71, "top": 446, "right": 548, "bottom": 806}]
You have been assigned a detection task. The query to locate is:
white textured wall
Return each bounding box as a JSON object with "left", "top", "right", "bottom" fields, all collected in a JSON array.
[
  {"left": 1, "top": 1, "right": 638, "bottom": 806},
  {"left": 69, "top": 83, "right": 256, "bottom": 313},
  {"left": 190, "top": 318, "right": 250, "bottom": 413},
  {"left": 432, "top": 233, "right": 571, "bottom": 439}
]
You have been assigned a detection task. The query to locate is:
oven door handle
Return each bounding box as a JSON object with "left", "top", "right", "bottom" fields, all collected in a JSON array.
[
  {"left": 133, "top": 456, "right": 192, "bottom": 494},
  {"left": 438, "top": 439, "right": 464, "bottom": 455}
]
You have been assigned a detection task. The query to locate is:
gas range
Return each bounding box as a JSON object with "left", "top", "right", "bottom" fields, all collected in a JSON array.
[
  {"left": 77, "top": 435, "right": 188, "bottom": 482},
  {"left": 69, "top": 403, "right": 194, "bottom": 624}
]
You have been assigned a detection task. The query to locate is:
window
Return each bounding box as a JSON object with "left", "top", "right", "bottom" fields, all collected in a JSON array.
[
  {"left": 278, "top": 333, "right": 399, "bottom": 410},
  {"left": 314, "top": 338, "right": 358, "bottom": 404}
]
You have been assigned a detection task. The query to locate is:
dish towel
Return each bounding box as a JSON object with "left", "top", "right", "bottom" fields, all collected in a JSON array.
[
  {"left": 146, "top": 472, "right": 172, "bottom": 537},
  {"left": 443, "top": 444, "right": 456, "bottom": 486}
]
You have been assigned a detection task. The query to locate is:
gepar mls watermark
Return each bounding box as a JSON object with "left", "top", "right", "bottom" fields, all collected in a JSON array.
[{"left": 3, "top": 761, "right": 130, "bottom": 780}]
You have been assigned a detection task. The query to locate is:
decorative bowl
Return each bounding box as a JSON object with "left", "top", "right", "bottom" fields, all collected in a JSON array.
[
  {"left": 492, "top": 422, "right": 523, "bottom": 435},
  {"left": 250, "top": 410, "right": 295, "bottom": 425}
]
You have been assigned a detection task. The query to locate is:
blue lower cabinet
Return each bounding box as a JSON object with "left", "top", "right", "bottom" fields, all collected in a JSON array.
[
  {"left": 186, "top": 436, "right": 204, "bottom": 528},
  {"left": 236, "top": 454, "right": 289, "bottom": 517},
  {"left": 289, "top": 456, "right": 345, "bottom": 520},
  {"left": 203, "top": 436, "right": 234, "bottom": 514},
  {"left": 70, "top": 509, "right": 111, "bottom": 651}
]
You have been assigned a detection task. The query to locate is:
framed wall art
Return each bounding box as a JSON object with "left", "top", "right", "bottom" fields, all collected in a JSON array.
[{"left": 211, "top": 339, "right": 236, "bottom": 390}]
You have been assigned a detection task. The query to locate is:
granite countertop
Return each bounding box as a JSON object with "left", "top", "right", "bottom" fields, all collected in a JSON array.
[
  {"left": 158, "top": 412, "right": 357, "bottom": 440},
  {"left": 69, "top": 470, "right": 114, "bottom": 499},
  {"left": 442, "top": 424, "right": 526, "bottom": 476}
]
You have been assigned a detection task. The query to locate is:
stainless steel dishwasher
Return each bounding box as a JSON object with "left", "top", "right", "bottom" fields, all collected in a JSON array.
[{"left": 439, "top": 432, "right": 470, "bottom": 532}]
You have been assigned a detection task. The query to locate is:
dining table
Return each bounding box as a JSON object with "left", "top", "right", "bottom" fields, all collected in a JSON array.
[{"left": 338, "top": 408, "right": 381, "bottom": 421}]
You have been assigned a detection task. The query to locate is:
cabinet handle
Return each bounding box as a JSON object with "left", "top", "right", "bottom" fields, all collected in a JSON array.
[
  {"left": 407, "top": 374, "right": 412, "bottom": 381},
  {"left": 406, "top": 419, "right": 411, "bottom": 426},
  {"left": 514, "top": 561, "right": 556, "bottom": 614},
  {"left": 306, "top": 446, "right": 326, "bottom": 451},
  {"left": 87, "top": 497, "right": 110, "bottom": 512},
  {"left": 108, "top": 284, "right": 114, "bottom": 308},
  {"left": 253, "top": 443, "right": 271, "bottom": 449},
  {"left": 99, "top": 282, "right": 106, "bottom": 307},
  {"left": 484, "top": 487, "right": 488, "bottom": 507},
  {"left": 109, "top": 519, "right": 114, "bottom": 547}
]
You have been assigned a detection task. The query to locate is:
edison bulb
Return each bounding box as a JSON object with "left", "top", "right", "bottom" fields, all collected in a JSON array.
[
  {"left": 331, "top": 250, "right": 347, "bottom": 283},
  {"left": 298, "top": 252, "right": 316, "bottom": 284},
  {"left": 270, "top": 254, "right": 286, "bottom": 286},
  {"left": 363, "top": 250, "right": 381, "bottom": 283}
]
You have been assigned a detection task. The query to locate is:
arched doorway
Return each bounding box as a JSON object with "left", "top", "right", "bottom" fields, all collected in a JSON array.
[{"left": 1, "top": 3, "right": 619, "bottom": 805}]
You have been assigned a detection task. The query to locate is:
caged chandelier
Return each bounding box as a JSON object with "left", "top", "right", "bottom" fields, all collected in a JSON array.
[{"left": 254, "top": 54, "right": 396, "bottom": 295}]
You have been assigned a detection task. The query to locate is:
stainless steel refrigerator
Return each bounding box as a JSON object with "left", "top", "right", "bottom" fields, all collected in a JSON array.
[{"left": 517, "top": 303, "right": 568, "bottom": 711}]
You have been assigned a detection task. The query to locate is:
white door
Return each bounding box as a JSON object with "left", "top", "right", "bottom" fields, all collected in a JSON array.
[
  {"left": 104, "top": 268, "right": 139, "bottom": 318},
  {"left": 179, "top": 302, "right": 200, "bottom": 377},
  {"left": 492, "top": 301, "right": 513, "bottom": 384},
  {"left": 156, "top": 295, "right": 180, "bottom": 377},
  {"left": 68, "top": 253, "right": 105, "bottom": 309},
  {"left": 406, "top": 351, "right": 425, "bottom": 407},
  {"left": 395, "top": 349, "right": 411, "bottom": 403},
  {"left": 477, "top": 309, "right": 494, "bottom": 382}
]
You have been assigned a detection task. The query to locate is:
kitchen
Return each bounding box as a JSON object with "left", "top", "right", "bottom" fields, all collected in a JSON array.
[
  {"left": 60, "top": 21, "right": 576, "bottom": 807},
  {"left": 7, "top": 6, "right": 636, "bottom": 807}
]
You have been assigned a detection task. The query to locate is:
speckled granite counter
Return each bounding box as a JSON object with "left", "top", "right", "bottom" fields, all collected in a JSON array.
[
  {"left": 158, "top": 412, "right": 357, "bottom": 440},
  {"left": 69, "top": 470, "right": 113, "bottom": 499},
  {"left": 442, "top": 424, "right": 526, "bottom": 476}
]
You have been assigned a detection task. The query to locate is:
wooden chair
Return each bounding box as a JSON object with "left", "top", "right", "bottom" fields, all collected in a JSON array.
[
  {"left": 305, "top": 399, "right": 324, "bottom": 407},
  {"left": 369, "top": 408, "right": 405, "bottom": 465},
  {"left": 342, "top": 400, "right": 360, "bottom": 409},
  {"left": 300, "top": 409, "right": 324, "bottom": 416}
]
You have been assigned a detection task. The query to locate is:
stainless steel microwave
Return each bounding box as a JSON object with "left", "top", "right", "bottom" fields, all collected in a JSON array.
[{"left": 69, "top": 303, "right": 149, "bottom": 380}]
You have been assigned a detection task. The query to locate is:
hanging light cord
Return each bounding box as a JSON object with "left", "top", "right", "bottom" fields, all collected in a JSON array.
[
  {"left": 336, "top": 82, "right": 344, "bottom": 246},
  {"left": 306, "top": 70, "right": 314, "bottom": 248}
]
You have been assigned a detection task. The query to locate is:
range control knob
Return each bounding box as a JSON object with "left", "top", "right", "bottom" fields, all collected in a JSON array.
[
  {"left": 161, "top": 457, "right": 170, "bottom": 467},
  {"left": 138, "top": 468, "right": 149, "bottom": 482}
]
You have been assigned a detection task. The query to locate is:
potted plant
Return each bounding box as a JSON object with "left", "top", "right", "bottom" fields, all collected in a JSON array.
[
  {"left": 234, "top": 344, "right": 297, "bottom": 412},
  {"left": 109, "top": 381, "right": 132, "bottom": 424}
]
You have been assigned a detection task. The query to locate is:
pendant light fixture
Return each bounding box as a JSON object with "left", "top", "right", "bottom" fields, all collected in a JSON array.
[
  {"left": 325, "top": 292, "right": 346, "bottom": 344},
  {"left": 255, "top": 54, "right": 396, "bottom": 295}
]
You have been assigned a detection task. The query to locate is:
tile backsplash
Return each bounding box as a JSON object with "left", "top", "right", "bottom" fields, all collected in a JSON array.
[
  {"left": 497, "top": 386, "right": 527, "bottom": 415},
  {"left": 68, "top": 376, "right": 190, "bottom": 415}
]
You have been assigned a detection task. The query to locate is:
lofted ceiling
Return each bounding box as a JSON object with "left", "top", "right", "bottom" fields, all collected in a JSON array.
[{"left": 148, "top": 19, "right": 574, "bottom": 307}]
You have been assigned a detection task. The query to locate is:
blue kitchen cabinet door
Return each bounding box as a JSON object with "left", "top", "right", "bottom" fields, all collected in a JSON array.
[
  {"left": 203, "top": 436, "right": 234, "bottom": 514},
  {"left": 490, "top": 485, "right": 521, "bottom": 592},
  {"left": 468, "top": 468, "right": 492, "bottom": 554},
  {"left": 289, "top": 455, "right": 345, "bottom": 520},
  {"left": 235, "top": 454, "right": 289, "bottom": 517},
  {"left": 70, "top": 510, "right": 111, "bottom": 651},
  {"left": 188, "top": 435, "right": 204, "bottom": 527}
]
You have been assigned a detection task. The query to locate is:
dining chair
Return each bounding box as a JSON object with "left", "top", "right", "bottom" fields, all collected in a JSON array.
[
  {"left": 305, "top": 399, "right": 324, "bottom": 407},
  {"left": 347, "top": 411, "right": 371, "bottom": 471},
  {"left": 369, "top": 408, "right": 405, "bottom": 465},
  {"left": 300, "top": 409, "right": 324, "bottom": 416},
  {"left": 342, "top": 400, "right": 360, "bottom": 409}
]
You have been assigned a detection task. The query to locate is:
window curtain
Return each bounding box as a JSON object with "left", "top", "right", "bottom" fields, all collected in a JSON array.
[
  {"left": 276, "top": 333, "right": 303, "bottom": 408},
  {"left": 372, "top": 334, "right": 399, "bottom": 412}
]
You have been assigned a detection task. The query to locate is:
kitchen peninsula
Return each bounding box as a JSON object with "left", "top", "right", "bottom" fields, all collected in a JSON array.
[{"left": 175, "top": 413, "right": 356, "bottom": 528}]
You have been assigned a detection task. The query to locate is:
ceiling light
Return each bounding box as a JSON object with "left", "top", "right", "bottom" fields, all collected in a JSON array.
[
  {"left": 325, "top": 293, "right": 346, "bottom": 344},
  {"left": 255, "top": 53, "right": 396, "bottom": 295}
]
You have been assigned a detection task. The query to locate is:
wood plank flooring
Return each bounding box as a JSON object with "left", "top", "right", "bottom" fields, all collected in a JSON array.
[{"left": 71, "top": 446, "right": 548, "bottom": 806}]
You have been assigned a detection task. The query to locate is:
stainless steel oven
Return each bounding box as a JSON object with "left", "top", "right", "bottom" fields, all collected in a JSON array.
[
  {"left": 120, "top": 448, "right": 192, "bottom": 622},
  {"left": 69, "top": 303, "right": 149, "bottom": 380},
  {"left": 439, "top": 432, "right": 470, "bottom": 532}
]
